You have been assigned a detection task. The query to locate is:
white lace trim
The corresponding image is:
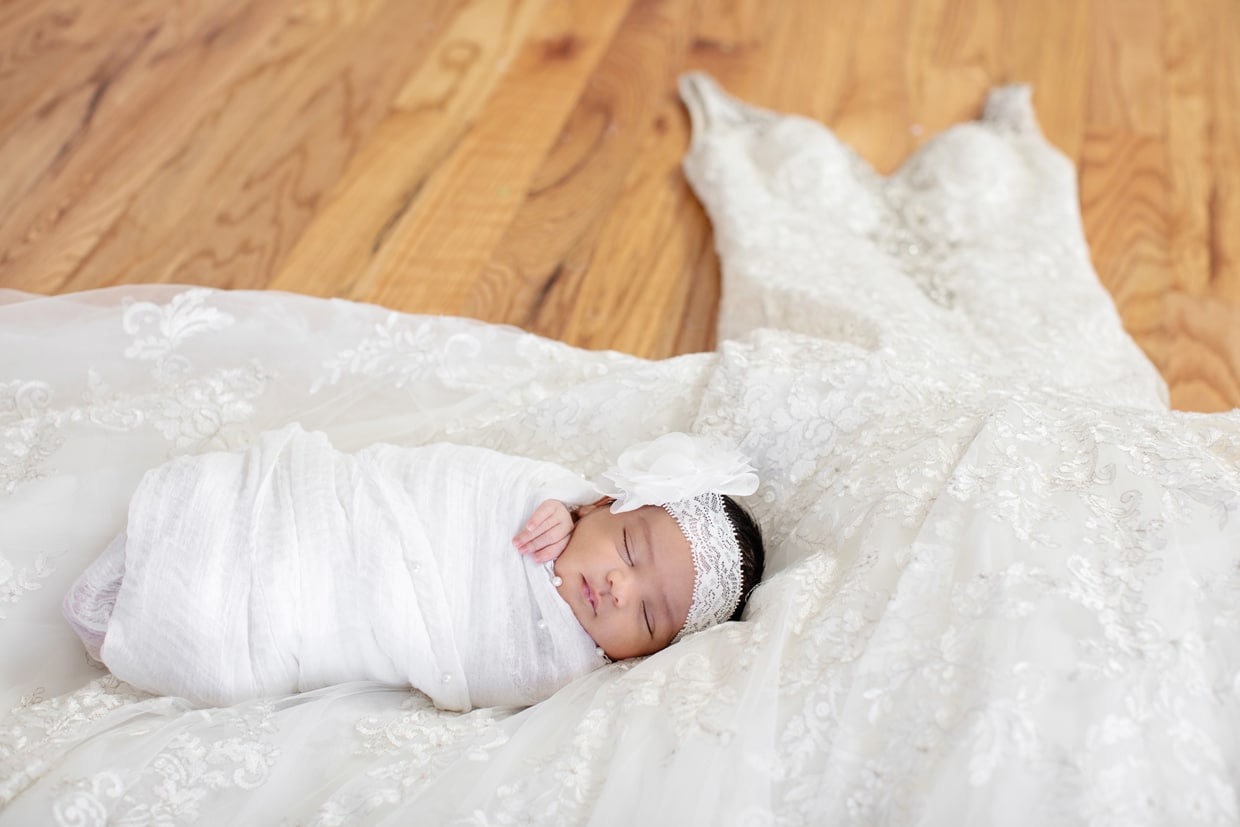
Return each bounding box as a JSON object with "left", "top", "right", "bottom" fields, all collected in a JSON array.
[{"left": 664, "top": 493, "right": 743, "bottom": 641}]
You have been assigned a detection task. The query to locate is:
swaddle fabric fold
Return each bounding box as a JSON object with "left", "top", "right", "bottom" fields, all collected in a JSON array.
[{"left": 92, "top": 424, "right": 603, "bottom": 710}]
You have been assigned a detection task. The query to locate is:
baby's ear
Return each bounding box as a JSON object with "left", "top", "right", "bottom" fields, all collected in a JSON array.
[{"left": 575, "top": 496, "right": 615, "bottom": 519}]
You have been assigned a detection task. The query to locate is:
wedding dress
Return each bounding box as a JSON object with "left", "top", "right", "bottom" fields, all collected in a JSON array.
[{"left": 1, "top": 74, "right": 1237, "bottom": 825}]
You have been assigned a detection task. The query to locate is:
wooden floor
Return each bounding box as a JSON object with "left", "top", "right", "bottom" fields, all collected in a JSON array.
[{"left": 2, "top": 0, "right": 1238, "bottom": 411}]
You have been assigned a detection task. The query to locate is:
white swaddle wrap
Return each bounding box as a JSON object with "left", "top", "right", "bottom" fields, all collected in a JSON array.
[{"left": 94, "top": 424, "right": 604, "bottom": 711}]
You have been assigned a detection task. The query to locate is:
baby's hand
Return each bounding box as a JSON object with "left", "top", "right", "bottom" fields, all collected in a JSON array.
[{"left": 513, "top": 500, "right": 574, "bottom": 563}]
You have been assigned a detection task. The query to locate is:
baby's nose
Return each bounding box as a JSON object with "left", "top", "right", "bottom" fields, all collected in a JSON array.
[{"left": 605, "top": 569, "right": 632, "bottom": 607}]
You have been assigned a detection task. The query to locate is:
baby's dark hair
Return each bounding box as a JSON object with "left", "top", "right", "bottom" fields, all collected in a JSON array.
[{"left": 722, "top": 495, "right": 765, "bottom": 622}]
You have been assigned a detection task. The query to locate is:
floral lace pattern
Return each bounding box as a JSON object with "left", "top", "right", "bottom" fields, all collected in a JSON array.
[
  {"left": 313, "top": 313, "right": 536, "bottom": 393},
  {"left": 0, "top": 290, "right": 271, "bottom": 496},
  {"left": 693, "top": 334, "right": 1240, "bottom": 824},
  {"left": 0, "top": 551, "right": 60, "bottom": 621},
  {"left": 2, "top": 75, "right": 1238, "bottom": 825},
  {"left": 308, "top": 695, "right": 512, "bottom": 826},
  {"left": 0, "top": 678, "right": 152, "bottom": 805},
  {"left": 0, "top": 380, "right": 61, "bottom": 494},
  {"left": 50, "top": 702, "right": 278, "bottom": 826}
]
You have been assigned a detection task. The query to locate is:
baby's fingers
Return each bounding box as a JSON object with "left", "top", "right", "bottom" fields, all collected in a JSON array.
[
  {"left": 513, "top": 501, "right": 570, "bottom": 553},
  {"left": 513, "top": 522, "right": 557, "bottom": 554},
  {"left": 513, "top": 504, "right": 557, "bottom": 545},
  {"left": 512, "top": 520, "right": 549, "bottom": 550},
  {"left": 532, "top": 537, "right": 570, "bottom": 564}
]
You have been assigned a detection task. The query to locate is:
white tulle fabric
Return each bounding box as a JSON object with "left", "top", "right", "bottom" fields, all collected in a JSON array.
[
  {"left": 2, "top": 73, "right": 1238, "bottom": 825},
  {"left": 68, "top": 423, "right": 602, "bottom": 710}
]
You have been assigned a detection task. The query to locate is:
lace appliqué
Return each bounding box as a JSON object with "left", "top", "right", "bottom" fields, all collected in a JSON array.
[
  {"left": 0, "top": 290, "right": 270, "bottom": 494},
  {"left": 313, "top": 314, "right": 500, "bottom": 393},
  {"left": 0, "top": 678, "right": 151, "bottom": 806},
  {"left": 309, "top": 311, "right": 643, "bottom": 436},
  {"left": 309, "top": 694, "right": 511, "bottom": 826},
  {"left": 0, "top": 550, "right": 61, "bottom": 620},
  {"left": 49, "top": 702, "right": 278, "bottom": 826},
  {"left": 0, "top": 381, "right": 60, "bottom": 494}
]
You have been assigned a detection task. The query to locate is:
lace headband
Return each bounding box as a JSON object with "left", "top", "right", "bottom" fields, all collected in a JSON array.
[
  {"left": 600, "top": 433, "right": 759, "bottom": 641},
  {"left": 662, "top": 493, "right": 743, "bottom": 641}
]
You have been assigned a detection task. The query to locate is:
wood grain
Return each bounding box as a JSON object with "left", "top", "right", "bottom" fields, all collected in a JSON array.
[{"left": 2, "top": 0, "right": 1239, "bottom": 411}]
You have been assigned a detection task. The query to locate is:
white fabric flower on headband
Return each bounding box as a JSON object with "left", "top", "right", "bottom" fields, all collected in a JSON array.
[{"left": 601, "top": 432, "right": 759, "bottom": 513}]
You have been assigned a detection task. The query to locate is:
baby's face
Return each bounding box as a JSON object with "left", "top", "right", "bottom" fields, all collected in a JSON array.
[{"left": 552, "top": 503, "right": 694, "bottom": 660}]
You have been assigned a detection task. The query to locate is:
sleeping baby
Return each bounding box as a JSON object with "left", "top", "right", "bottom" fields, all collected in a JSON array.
[{"left": 62, "top": 428, "right": 764, "bottom": 711}]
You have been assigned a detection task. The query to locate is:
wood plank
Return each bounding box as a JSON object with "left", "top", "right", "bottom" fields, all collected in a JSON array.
[
  {"left": 1161, "top": 291, "right": 1240, "bottom": 411},
  {"left": 468, "top": 0, "right": 701, "bottom": 357},
  {"left": 516, "top": 83, "right": 714, "bottom": 357},
  {"left": 828, "top": 0, "right": 916, "bottom": 174},
  {"left": 53, "top": 0, "right": 461, "bottom": 294},
  {"left": 1162, "top": 0, "right": 1210, "bottom": 297},
  {"left": 1208, "top": 0, "right": 1240, "bottom": 305},
  {"left": 1088, "top": 0, "right": 1165, "bottom": 135},
  {"left": 1139, "top": 0, "right": 1240, "bottom": 410},
  {"left": 342, "top": 0, "right": 637, "bottom": 315},
  {"left": 1166, "top": 0, "right": 1240, "bottom": 409},
  {"left": 270, "top": 0, "right": 554, "bottom": 302},
  {"left": 993, "top": 0, "right": 1091, "bottom": 163},
  {"left": 908, "top": 0, "right": 1001, "bottom": 139},
  {"left": 682, "top": 0, "right": 773, "bottom": 105},
  {"left": 1079, "top": 131, "right": 1172, "bottom": 325},
  {"left": 0, "top": 0, "right": 296, "bottom": 291},
  {"left": 752, "top": 0, "right": 860, "bottom": 125},
  {"left": 0, "top": 1, "right": 137, "bottom": 137},
  {"left": 1079, "top": 0, "right": 1177, "bottom": 401}
]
